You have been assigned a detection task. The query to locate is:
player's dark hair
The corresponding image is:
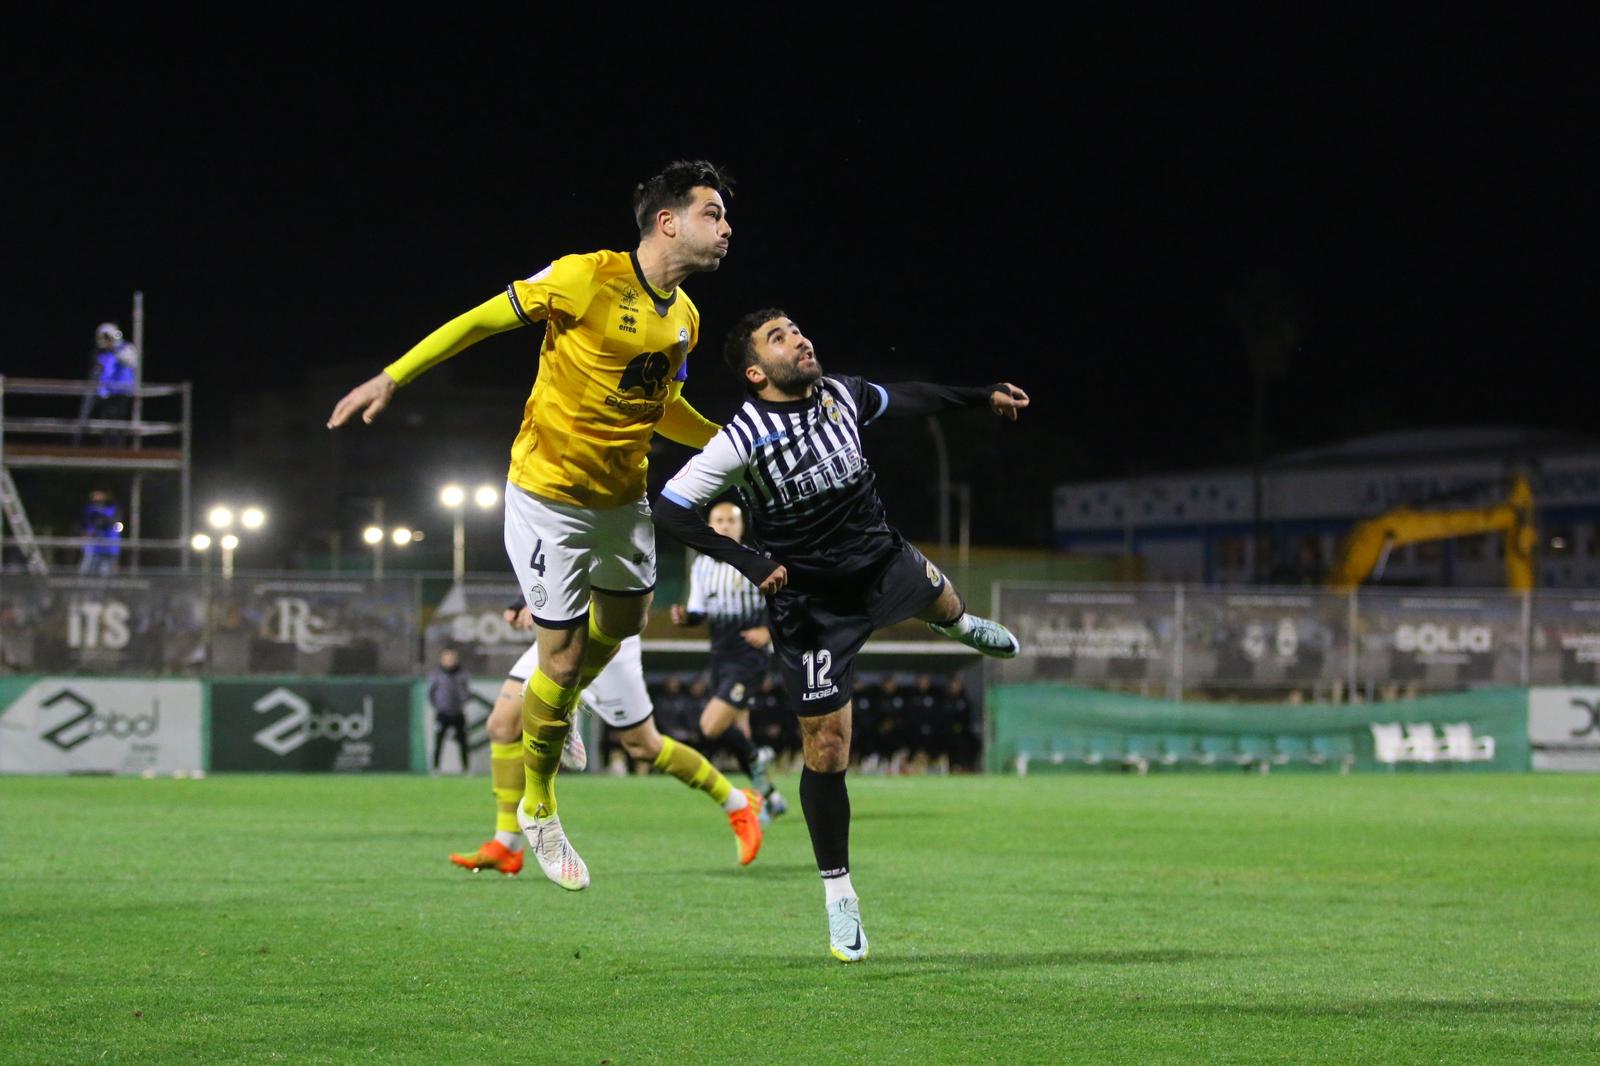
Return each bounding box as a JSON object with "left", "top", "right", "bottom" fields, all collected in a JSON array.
[
  {"left": 723, "top": 308, "right": 788, "bottom": 392},
  {"left": 633, "top": 160, "right": 733, "bottom": 235}
]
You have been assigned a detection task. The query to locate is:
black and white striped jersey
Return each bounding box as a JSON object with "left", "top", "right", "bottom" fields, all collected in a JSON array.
[
  {"left": 662, "top": 374, "right": 898, "bottom": 588},
  {"left": 686, "top": 553, "right": 768, "bottom": 660}
]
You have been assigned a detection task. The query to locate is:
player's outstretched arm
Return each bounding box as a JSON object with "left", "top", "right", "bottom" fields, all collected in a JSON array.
[
  {"left": 653, "top": 382, "right": 721, "bottom": 448},
  {"left": 655, "top": 496, "right": 786, "bottom": 593},
  {"left": 326, "top": 293, "right": 524, "bottom": 428},
  {"left": 986, "top": 383, "right": 1030, "bottom": 421},
  {"left": 871, "top": 381, "right": 1030, "bottom": 422}
]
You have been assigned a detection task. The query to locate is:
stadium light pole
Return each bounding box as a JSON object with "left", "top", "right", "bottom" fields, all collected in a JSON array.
[
  {"left": 363, "top": 524, "right": 386, "bottom": 579},
  {"left": 190, "top": 532, "right": 212, "bottom": 579},
  {"left": 205, "top": 503, "right": 265, "bottom": 580},
  {"left": 440, "top": 482, "right": 500, "bottom": 588},
  {"left": 439, "top": 484, "right": 466, "bottom": 587}
]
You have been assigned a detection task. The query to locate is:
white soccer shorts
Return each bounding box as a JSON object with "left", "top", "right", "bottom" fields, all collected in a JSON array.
[
  {"left": 508, "top": 634, "right": 652, "bottom": 729},
  {"left": 503, "top": 482, "right": 656, "bottom": 628}
]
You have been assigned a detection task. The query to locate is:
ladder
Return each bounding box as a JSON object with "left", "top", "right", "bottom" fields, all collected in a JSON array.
[{"left": 0, "top": 466, "right": 49, "bottom": 575}]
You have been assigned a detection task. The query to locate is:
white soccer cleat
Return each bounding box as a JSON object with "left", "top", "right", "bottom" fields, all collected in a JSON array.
[
  {"left": 928, "top": 614, "right": 1019, "bottom": 659},
  {"left": 760, "top": 789, "right": 788, "bottom": 827},
  {"left": 560, "top": 705, "right": 588, "bottom": 772},
  {"left": 516, "top": 798, "right": 589, "bottom": 891},
  {"left": 828, "top": 896, "right": 869, "bottom": 963},
  {"left": 750, "top": 744, "right": 775, "bottom": 797}
]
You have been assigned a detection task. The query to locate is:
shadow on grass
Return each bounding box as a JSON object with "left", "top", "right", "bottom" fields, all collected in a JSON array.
[
  {"left": 656, "top": 947, "right": 1235, "bottom": 977},
  {"left": 857, "top": 947, "right": 1233, "bottom": 979},
  {"left": 668, "top": 863, "right": 821, "bottom": 879},
  {"left": 1174, "top": 997, "right": 1600, "bottom": 1022}
]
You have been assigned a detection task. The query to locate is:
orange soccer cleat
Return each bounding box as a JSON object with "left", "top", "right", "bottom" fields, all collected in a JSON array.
[
  {"left": 449, "top": 840, "right": 524, "bottom": 876},
  {"left": 728, "top": 789, "right": 765, "bottom": 866}
]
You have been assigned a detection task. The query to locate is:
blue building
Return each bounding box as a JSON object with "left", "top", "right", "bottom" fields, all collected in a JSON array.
[{"left": 1053, "top": 428, "right": 1600, "bottom": 588}]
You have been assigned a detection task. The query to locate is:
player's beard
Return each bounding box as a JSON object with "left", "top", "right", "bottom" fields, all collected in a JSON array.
[{"left": 766, "top": 357, "right": 823, "bottom": 395}]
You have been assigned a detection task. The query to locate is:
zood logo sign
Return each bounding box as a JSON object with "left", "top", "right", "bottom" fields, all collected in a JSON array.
[
  {"left": 41, "top": 689, "right": 159, "bottom": 751},
  {"left": 251, "top": 687, "right": 373, "bottom": 755},
  {"left": 1572, "top": 697, "right": 1600, "bottom": 738}
]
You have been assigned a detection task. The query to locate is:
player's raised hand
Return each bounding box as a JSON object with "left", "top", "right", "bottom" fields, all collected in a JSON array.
[
  {"left": 990, "top": 383, "right": 1030, "bottom": 421},
  {"left": 669, "top": 604, "right": 691, "bottom": 626},
  {"left": 327, "top": 372, "right": 398, "bottom": 428},
  {"left": 758, "top": 565, "right": 788, "bottom": 595}
]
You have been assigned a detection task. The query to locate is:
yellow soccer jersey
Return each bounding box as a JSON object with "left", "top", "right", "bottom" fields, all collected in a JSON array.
[{"left": 504, "top": 249, "right": 699, "bottom": 508}]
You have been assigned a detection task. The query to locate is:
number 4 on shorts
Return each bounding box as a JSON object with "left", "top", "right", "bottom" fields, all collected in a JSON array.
[{"left": 530, "top": 539, "right": 547, "bottom": 577}]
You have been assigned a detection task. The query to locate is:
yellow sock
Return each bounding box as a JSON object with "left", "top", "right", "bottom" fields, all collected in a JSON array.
[
  {"left": 575, "top": 615, "right": 623, "bottom": 690},
  {"left": 654, "top": 735, "right": 733, "bottom": 805},
  {"left": 523, "top": 668, "right": 576, "bottom": 818},
  {"left": 490, "top": 741, "right": 523, "bottom": 835}
]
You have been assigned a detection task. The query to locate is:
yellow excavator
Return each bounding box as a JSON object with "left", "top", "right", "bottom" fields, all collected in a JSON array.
[{"left": 1326, "top": 473, "right": 1537, "bottom": 591}]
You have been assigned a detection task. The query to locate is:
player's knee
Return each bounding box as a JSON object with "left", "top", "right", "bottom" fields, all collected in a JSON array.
[
  {"left": 539, "top": 647, "right": 582, "bottom": 688},
  {"left": 620, "top": 728, "right": 661, "bottom": 761},
  {"left": 802, "top": 724, "right": 849, "bottom": 772},
  {"left": 698, "top": 709, "right": 722, "bottom": 737},
  {"left": 486, "top": 698, "right": 521, "bottom": 744}
]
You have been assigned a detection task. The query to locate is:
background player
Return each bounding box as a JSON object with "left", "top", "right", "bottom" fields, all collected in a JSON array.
[
  {"left": 655, "top": 309, "right": 1028, "bottom": 962},
  {"left": 669, "top": 501, "right": 788, "bottom": 821},
  {"left": 451, "top": 599, "right": 764, "bottom": 874},
  {"left": 327, "top": 161, "right": 737, "bottom": 891}
]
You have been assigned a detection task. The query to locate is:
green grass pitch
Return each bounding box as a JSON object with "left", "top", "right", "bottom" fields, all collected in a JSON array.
[{"left": 2, "top": 773, "right": 1597, "bottom": 1064}]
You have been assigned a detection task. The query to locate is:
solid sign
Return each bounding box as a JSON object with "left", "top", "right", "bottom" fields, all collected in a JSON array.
[
  {"left": 210, "top": 681, "right": 412, "bottom": 772},
  {"left": 1528, "top": 687, "right": 1600, "bottom": 772},
  {"left": 0, "top": 678, "right": 203, "bottom": 774}
]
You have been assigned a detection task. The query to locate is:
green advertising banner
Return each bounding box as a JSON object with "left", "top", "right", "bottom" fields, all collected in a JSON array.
[
  {"left": 210, "top": 679, "right": 413, "bottom": 772},
  {"left": 988, "top": 684, "right": 1530, "bottom": 774}
]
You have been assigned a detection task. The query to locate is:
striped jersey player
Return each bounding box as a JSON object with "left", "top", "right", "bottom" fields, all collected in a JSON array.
[{"left": 655, "top": 307, "right": 1030, "bottom": 963}]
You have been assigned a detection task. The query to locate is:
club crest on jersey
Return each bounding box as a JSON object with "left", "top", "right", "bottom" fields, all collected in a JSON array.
[
  {"left": 620, "top": 285, "right": 640, "bottom": 310},
  {"left": 821, "top": 393, "right": 842, "bottom": 423}
]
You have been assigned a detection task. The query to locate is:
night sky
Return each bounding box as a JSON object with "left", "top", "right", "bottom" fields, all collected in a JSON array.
[{"left": 7, "top": 17, "right": 1593, "bottom": 549}]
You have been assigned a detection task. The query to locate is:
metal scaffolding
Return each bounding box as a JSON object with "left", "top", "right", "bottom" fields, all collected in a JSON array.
[{"left": 0, "top": 294, "right": 193, "bottom": 573}]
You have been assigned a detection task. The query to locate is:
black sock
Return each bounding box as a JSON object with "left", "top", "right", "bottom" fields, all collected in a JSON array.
[
  {"left": 799, "top": 766, "right": 851, "bottom": 878},
  {"left": 720, "top": 728, "right": 757, "bottom": 778}
]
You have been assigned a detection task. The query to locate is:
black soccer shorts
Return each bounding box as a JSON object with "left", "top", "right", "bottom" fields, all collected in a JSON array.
[
  {"left": 711, "top": 655, "right": 768, "bottom": 711},
  {"left": 769, "top": 540, "right": 948, "bottom": 716}
]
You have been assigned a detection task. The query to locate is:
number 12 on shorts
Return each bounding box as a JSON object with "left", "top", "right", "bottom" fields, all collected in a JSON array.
[{"left": 802, "top": 649, "right": 833, "bottom": 691}]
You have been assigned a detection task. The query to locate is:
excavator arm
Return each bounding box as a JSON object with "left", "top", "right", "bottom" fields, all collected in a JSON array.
[{"left": 1327, "top": 475, "right": 1536, "bottom": 591}]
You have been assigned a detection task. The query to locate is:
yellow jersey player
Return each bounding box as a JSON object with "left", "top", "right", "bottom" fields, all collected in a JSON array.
[
  {"left": 328, "top": 161, "right": 760, "bottom": 890},
  {"left": 450, "top": 597, "right": 763, "bottom": 877}
]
